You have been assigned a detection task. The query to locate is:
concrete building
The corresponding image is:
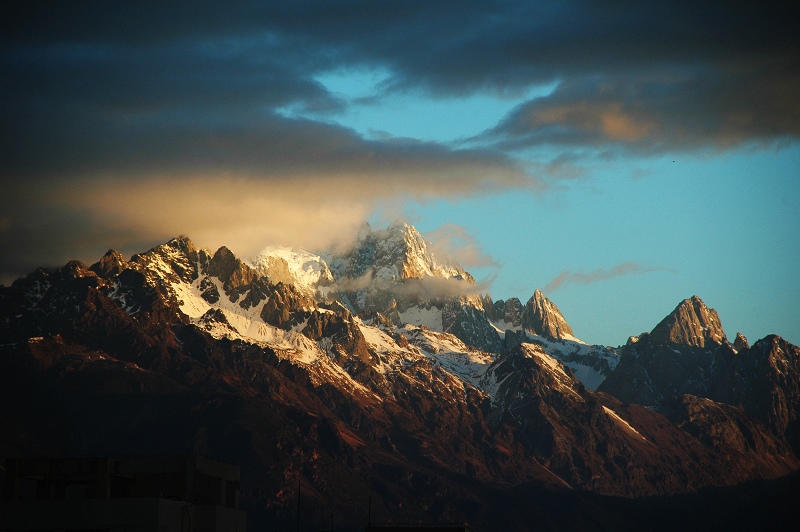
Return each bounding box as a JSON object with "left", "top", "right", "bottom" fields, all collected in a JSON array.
[
  {"left": 1, "top": 455, "right": 246, "bottom": 531},
  {"left": 365, "top": 525, "right": 471, "bottom": 531}
]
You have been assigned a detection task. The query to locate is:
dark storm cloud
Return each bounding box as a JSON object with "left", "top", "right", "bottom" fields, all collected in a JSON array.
[
  {"left": 1, "top": 1, "right": 797, "bottom": 283},
  {"left": 484, "top": 61, "right": 800, "bottom": 153},
  {"left": 0, "top": 1, "right": 535, "bottom": 283},
  {"left": 4, "top": 0, "right": 796, "bottom": 176}
]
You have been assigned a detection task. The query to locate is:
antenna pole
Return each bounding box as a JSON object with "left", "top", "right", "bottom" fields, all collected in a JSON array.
[{"left": 296, "top": 479, "right": 301, "bottom": 532}]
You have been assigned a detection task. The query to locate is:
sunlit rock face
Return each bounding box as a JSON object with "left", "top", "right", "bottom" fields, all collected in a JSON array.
[
  {"left": 599, "top": 296, "right": 735, "bottom": 406},
  {"left": 329, "top": 222, "right": 473, "bottom": 283},
  {"left": 734, "top": 331, "right": 750, "bottom": 352},
  {"left": 650, "top": 295, "right": 727, "bottom": 348},
  {"left": 598, "top": 296, "right": 800, "bottom": 457},
  {"left": 522, "top": 289, "right": 574, "bottom": 338}
]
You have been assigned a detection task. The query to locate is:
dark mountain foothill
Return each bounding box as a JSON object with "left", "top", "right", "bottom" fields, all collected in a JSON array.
[{"left": 1, "top": 231, "right": 798, "bottom": 530}]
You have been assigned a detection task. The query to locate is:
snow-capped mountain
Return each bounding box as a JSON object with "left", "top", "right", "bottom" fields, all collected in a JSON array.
[
  {"left": 328, "top": 222, "right": 473, "bottom": 284},
  {"left": 250, "top": 246, "right": 334, "bottom": 297},
  {"left": 2, "top": 232, "right": 799, "bottom": 530},
  {"left": 248, "top": 222, "right": 618, "bottom": 390}
]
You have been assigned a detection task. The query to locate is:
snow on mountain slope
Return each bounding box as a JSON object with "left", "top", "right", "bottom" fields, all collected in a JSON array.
[
  {"left": 521, "top": 333, "right": 619, "bottom": 390},
  {"left": 603, "top": 406, "right": 648, "bottom": 442},
  {"left": 400, "top": 325, "right": 496, "bottom": 390},
  {"left": 250, "top": 246, "right": 334, "bottom": 296},
  {"left": 128, "top": 240, "right": 308, "bottom": 349},
  {"left": 356, "top": 320, "right": 429, "bottom": 374},
  {"left": 490, "top": 317, "right": 618, "bottom": 390},
  {"left": 121, "top": 234, "right": 616, "bottom": 396},
  {"left": 398, "top": 305, "right": 444, "bottom": 331},
  {"left": 359, "top": 316, "right": 608, "bottom": 403},
  {"left": 247, "top": 226, "right": 575, "bottom": 347},
  {"left": 328, "top": 222, "right": 472, "bottom": 283},
  {"left": 174, "top": 273, "right": 313, "bottom": 354},
  {"left": 7, "top": 236, "right": 800, "bottom": 514},
  {"left": 521, "top": 343, "right": 583, "bottom": 398},
  {"left": 481, "top": 342, "right": 587, "bottom": 413},
  {"left": 114, "top": 238, "right": 383, "bottom": 399}
]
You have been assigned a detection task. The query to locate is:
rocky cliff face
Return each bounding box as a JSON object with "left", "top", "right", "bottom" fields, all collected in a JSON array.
[
  {"left": 89, "top": 249, "right": 128, "bottom": 278},
  {"left": 491, "top": 297, "right": 524, "bottom": 327},
  {"left": 650, "top": 296, "right": 728, "bottom": 348},
  {"left": 482, "top": 343, "right": 796, "bottom": 495},
  {"left": 734, "top": 331, "right": 750, "bottom": 352},
  {"left": 713, "top": 335, "right": 800, "bottom": 450},
  {"left": 321, "top": 222, "right": 477, "bottom": 324},
  {"left": 329, "top": 222, "right": 473, "bottom": 284},
  {"left": 242, "top": 224, "right": 619, "bottom": 390},
  {"left": 441, "top": 298, "right": 503, "bottom": 353},
  {"left": 598, "top": 296, "right": 736, "bottom": 406},
  {"left": 522, "top": 289, "right": 574, "bottom": 338},
  {"left": 250, "top": 247, "right": 334, "bottom": 296},
  {"left": 661, "top": 394, "right": 798, "bottom": 479},
  {"left": 598, "top": 296, "right": 800, "bottom": 457}
]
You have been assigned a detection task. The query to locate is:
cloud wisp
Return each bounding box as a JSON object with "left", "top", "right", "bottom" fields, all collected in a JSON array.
[
  {"left": 425, "top": 223, "right": 500, "bottom": 270},
  {"left": 545, "top": 262, "right": 674, "bottom": 292},
  {"left": 325, "top": 268, "right": 494, "bottom": 304}
]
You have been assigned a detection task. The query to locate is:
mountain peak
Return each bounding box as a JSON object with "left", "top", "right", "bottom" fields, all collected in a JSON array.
[
  {"left": 521, "top": 290, "right": 573, "bottom": 338},
  {"left": 89, "top": 249, "right": 128, "bottom": 279},
  {"left": 166, "top": 235, "right": 196, "bottom": 254},
  {"left": 208, "top": 246, "right": 257, "bottom": 292},
  {"left": 734, "top": 332, "right": 750, "bottom": 352},
  {"left": 650, "top": 296, "right": 727, "bottom": 348},
  {"left": 331, "top": 222, "right": 473, "bottom": 284},
  {"left": 250, "top": 246, "right": 334, "bottom": 296}
]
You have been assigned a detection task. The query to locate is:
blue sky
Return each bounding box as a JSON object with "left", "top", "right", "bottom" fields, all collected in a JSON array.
[
  {"left": 264, "top": 47, "right": 800, "bottom": 346},
  {"left": 407, "top": 147, "right": 800, "bottom": 345},
  {"left": 1, "top": 1, "right": 798, "bottom": 346}
]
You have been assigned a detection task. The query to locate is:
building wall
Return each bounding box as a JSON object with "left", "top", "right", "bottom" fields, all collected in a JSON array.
[{"left": 1, "top": 456, "right": 246, "bottom": 532}]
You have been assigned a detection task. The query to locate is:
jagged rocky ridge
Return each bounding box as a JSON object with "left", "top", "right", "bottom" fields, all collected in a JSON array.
[
  {"left": 1, "top": 230, "right": 799, "bottom": 530},
  {"left": 599, "top": 296, "right": 800, "bottom": 453},
  {"left": 254, "top": 223, "right": 618, "bottom": 389}
]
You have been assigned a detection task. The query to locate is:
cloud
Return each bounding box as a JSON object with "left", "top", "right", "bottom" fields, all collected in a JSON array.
[
  {"left": 483, "top": 64, "right": 800, "bottom": 154},
  {"left": 2, "top": 0, "right": 798, "bottom": 283},
  {"left": 0, "top": 153, "right": 529, "bottom": 284},
  {"left": 389, "top": 275, "right": 494, "bottom": 300},
  {"left": 325, "top": 268, "right": 493, "bottom": 303},
  {"left": 324, "top": 269, "right": 377, "bottom": 295},
  {"left": 0, "top": 107, "right": 535, "bottom": 283},
  {"left": 545, "top": 262, "right": 673, "bottom": 292},
  {"left": 424, "top": 223, "right": 499, "bottom": 269}
]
